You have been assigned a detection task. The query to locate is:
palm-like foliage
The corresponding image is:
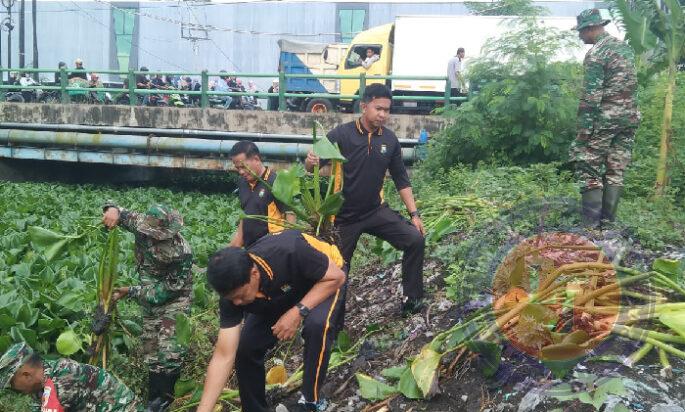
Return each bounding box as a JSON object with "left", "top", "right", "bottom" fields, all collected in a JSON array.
[{"left": 612, "top": 0, "right": 685, "bottom": 195}]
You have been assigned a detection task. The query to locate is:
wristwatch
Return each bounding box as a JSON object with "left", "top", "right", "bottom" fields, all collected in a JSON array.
[
  {"left": 295, "top": 302, "right": 310, "bottom": 318},
  {"left": 409, "top": 210, "right": 421, "bottom": 218}
]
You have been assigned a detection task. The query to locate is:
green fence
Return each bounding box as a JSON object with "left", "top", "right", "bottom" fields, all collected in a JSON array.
[{"left": 0, "top": 67, "right": 467, "bottom": 113}]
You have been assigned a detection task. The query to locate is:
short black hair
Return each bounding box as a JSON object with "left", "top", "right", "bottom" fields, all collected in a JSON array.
[
  {"left": 457, "top": 47, "right": 465, "bottom": 54},
  {"left": 25, "top": 353, "right": 42, "bottom": 368},
  {"left": 206, "top": 247, "right": 254, "bottom": 295},
  {"left": 229, "top": 140, "right": 261, "bottom": 159},
  {"left": 362, "top": 83, "right": 392, "bottom": 103}
]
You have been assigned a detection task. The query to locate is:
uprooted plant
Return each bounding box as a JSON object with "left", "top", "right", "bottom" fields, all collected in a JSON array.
[
  {"left": 87, "top": 227, "right": 121, "bottom": 368},
  {"left": 356, "top": 232, "right": 685, "bottom": 406},
  {"left": 243, "top": 121, "right": 346, "bottom": 242}
]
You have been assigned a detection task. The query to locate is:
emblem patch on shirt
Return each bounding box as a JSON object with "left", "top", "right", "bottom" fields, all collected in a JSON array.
[
  {"left": 380, "top": 144, "right": 387, "bottom": 154},
  {"left": 259, "top": 188, "right": 265, "bottom": 198},
  {"left": 281, "top": 284, "right": 292, "bottom": 293}
]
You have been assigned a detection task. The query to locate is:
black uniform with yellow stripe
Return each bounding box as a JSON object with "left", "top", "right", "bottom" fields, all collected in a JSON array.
[
  {"left": 323, "top": 118, "right": 411, "bottom": 223},
  {"left": 219, "top": 230, "right": 345, "bottom": 411},
  {"left": 237, "top": 167, "right": 287, "bottom": 247},
  {"left": 321, "top": 119, "right": 424, "bottom": 301}
]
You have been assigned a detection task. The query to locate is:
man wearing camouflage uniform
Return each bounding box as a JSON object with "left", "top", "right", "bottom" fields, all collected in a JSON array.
[
  {"left": 570, "top": 8, "right": 640, "bottom": 228},
  {"left": 0, "top": 342, "right": 142, "bottom": 411},
  {"left": 103, "top": 204, "right": 193, "bottom": 411}
]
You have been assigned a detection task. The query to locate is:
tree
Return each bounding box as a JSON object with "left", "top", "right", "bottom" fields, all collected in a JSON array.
[
  {"left": 612, "top": 0, "right": 685, "bottom": 195},
  {"left": 424, "top": 18, "right": 582, "bottom": 169},
  {"left": 465, "top": 0, "right": 546, "bottom": 16}
]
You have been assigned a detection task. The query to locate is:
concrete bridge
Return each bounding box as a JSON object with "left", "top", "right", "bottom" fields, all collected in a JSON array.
[{"left": 0, "top": 103, "right": 445, "bottom": 176}]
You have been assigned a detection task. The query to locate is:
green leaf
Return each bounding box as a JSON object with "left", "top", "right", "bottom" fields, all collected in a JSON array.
[
  {"left": 28, "top": 226, "right": 82, "bottom": 262},
  {"left": 381, "top": 365, "right": 407, "bottom": 381},
  {"left": 411, "top": 345, "right": 442, "bottom": 397},
  {"left": 174, "top": 378, "right": 198, "bottom": 397},
  {"left": 271, "top": 164, "right": 304, "bottom": 206},
  {"left": 11, "top": 326, "right": 37, "bottom": 347},
  {"left": 398, "top": 367, "right": 423, "bottom": 399},
  {"left": 548, "top": 382, "right": 578, "bottom": 402},
  {"left": 578, "top": 391, "right": 606, "bottom": 409},
  {"left": 120, "top": 319, "right": 142, "bottom": 336},
  {"left": 427, "top": 214, "right": 459, "bottom": 244},
  {"left": 313, "top": 122, "right": 346, "bottom": 161},
  {"left": 318, "top": 192, "right": 344, "bottom": 217},
  {"left": 659, "top": 311, "right": 685, "bottom": 339},
  {"left": 355, "top": 373, "right": 398, "bottom": 401},
  {"left": 175, "top": 313, "right": 192, "bottom": 347},
  {"left": 653, "top": 258, "right": 683, "bottom": 281},
  {"left": 542, "top": 357, "right": 582, "bottom": 379},
  {"left": 465, "top": 340, "right": 501, "bottom": 378},
  {"left": 56, "top": 330, "right": 82, "bottom": 356},
  {"left": 0, "top": 336, "right": 11, "bottom": 353},
  {"left": 446, "top": 321, "right": 481, "bottom": 350},
  {"left": 335, "top": 330, "right": 352, "bottom": 353},
  {"left": 595, "top": 377, "right": 627, "bottom": 397}
]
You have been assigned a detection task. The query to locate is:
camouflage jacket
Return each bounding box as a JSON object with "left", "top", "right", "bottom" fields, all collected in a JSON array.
[
  {"left": 32, "top": 358, "right": 142, "bottom": 412},
  {"left": 577, "top": 32, "right": 640, "bottom": 134},
  {"left": 117, "top": 208, "right": 193, "bottom": 306}
]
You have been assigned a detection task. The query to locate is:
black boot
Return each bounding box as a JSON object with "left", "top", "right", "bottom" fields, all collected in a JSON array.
[
  {"left": 146, "top": 371, "right": 178, "bottom": 412},
  {"left": 146, "top": 371, "right": 165, "bottom": 412},
  {"left": 159, "top": 372, "right": 180, "bottom": 407},
  {"left": 601, "top": 185, "right": 623, "bottom": 224},
  {"left": 581, "top": 188, "right": 603, "bottom": 229}
]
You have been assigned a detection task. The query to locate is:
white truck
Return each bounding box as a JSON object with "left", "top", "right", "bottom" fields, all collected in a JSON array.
[{"left": 310, "top": 13, "right": 623, "bottom": 114}]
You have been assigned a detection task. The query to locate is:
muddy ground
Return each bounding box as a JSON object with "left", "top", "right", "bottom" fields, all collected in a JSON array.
[{"left": 271, "top": 246, "right": 685, "bottom": 412}]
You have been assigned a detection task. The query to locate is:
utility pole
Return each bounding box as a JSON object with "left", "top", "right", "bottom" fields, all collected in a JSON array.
[
  {"left": 31, "top": 0, "right": 36, "bottom": 78},
  {"left": 18, "top": 0, "right": 23, "bottom": 67},
  {"left": 1, "top": 0, "right": 15, "bottom": 71}
]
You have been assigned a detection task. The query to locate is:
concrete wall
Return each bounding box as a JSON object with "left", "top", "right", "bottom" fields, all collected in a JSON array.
[{"left": 0, "top": 103, "right": 446, "bottom": 139}]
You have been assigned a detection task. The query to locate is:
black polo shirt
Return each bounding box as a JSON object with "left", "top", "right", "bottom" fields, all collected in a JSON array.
[
  {"left": 322, "top": 119, "right": 411, "bottom": 224},
  {"left": 219, "top": 230, "right": 344, "bottom": 328},
  {"left": 237, "top": 167, "right": 287, "bottom": 247}
]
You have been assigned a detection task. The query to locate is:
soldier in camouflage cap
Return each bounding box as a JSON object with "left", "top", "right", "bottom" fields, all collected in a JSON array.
[
  {"left": 0, "top": 342, "right": 142, "bottom": 411},
  {"left": 103, "top": 204, "right": 192, "bottom": 411},
  {"left": 569, "top": 8, "right": 640, "bottom": 228}
]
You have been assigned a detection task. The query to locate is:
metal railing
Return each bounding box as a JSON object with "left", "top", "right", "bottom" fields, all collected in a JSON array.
[{"left": 0, "top": 67, "right": 468, "bottom": 113}]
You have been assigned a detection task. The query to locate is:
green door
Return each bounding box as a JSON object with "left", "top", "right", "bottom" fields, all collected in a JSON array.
[{"left": 339, "top": 9, "right": 366, "bottom": 43}]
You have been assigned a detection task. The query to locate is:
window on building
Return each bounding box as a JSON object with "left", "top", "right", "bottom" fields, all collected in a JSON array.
[
  {"left": 113, "top": 8, "right": 136, "bottom": 72},
  {"left": 338, "top": 8, "right": 366, "bottom": 43}
]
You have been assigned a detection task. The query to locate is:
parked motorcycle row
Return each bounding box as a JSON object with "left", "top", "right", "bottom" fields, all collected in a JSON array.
[{"left": 2, "top": 77, "right": 263, "bottom": 110}]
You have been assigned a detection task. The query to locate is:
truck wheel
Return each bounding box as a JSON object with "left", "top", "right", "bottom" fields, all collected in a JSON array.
[{"left": 306, "top": 98, "right": 333, "bottom": 113}]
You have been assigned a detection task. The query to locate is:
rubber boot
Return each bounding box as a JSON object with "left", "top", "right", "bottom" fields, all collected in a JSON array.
[
  {"left": 581, "top": 188, "right": 603, "bottom": 229},
  {"left": 146, "top": 371, "right": 176, "bottom": 412},
  {"left": 601, "top": 185, "right": 623, "bottom": 224},
  {"left": 159, "top": 372, "right": 180, "bottom": 408}
]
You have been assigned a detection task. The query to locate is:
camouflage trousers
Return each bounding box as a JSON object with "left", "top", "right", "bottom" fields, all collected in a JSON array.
[
  {"left": 141, "top": 293, "right": 191, "bottom": 374},
  {"left": 571, "top": 127, "right": 636, "bottom": 191}
]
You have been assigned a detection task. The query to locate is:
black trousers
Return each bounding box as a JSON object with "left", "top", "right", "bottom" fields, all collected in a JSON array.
[
  {"left": 337, "top": 205, "right": 425, "bottom": 299},
  {"left": 235, "top": 287, "right": 345, "bottom": 412}
]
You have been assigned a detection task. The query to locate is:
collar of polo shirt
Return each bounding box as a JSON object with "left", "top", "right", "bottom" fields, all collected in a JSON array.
[{"left": 355, "top": 118, "right": 383, "bottom": 136}]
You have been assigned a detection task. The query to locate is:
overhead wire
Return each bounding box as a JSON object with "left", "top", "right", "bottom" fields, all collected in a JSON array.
[{"left": 70, "top": 1, "right": 188, "bottom": 70}]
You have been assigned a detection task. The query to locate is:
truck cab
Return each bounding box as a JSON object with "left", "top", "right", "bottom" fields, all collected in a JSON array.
[{"left": 337, "top": 23, "right": 393, "bottom": 111}]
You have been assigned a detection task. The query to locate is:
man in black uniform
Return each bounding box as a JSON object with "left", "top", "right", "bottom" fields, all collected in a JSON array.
[
  {"left": 195, "top": 230, "right": 346, "bottom": 412},
  {"left": 305, "top": 84, "right": 425, "bottom": 315},
  {"left": 229, "top": 141, "right": 293, "bottom": 247}
]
